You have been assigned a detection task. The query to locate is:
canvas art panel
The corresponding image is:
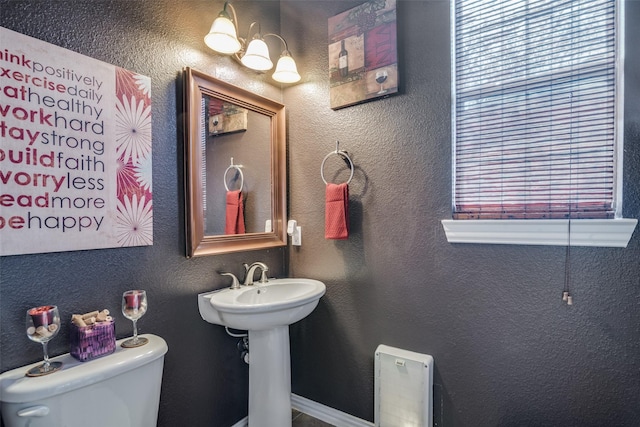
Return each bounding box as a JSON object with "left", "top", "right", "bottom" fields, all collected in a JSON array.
[
  {"left": 0, "top": 27, "right": 153, "bottom": 256},
  {"left": 329, "top": 0, "right": 398, "bottom": 109}
]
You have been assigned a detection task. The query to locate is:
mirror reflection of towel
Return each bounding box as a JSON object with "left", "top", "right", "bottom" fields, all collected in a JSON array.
[
  {"left": 225, "top": 190, "right": 245, "bottom": 234},
  {"left": 325, "top": 183, "right": 349, "bottom": 239}
]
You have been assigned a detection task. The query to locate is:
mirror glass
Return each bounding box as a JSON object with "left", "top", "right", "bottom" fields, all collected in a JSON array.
[
  {"left": 204, "top": 99, "right": 271, "bottom": 234},
  {"left": 183, "top": 67, "right": 286, "bottom": 257}
]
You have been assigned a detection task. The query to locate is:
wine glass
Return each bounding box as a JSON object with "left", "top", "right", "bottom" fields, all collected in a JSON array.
[
  {"left": 375, "top": 70, "right": 388, "bottom": 94},
  {"left": 121, "top": 290, "right": 148, "bottom": 348},
  {"left": 25, "top": 305, "right": 62, "bottom": 376}
]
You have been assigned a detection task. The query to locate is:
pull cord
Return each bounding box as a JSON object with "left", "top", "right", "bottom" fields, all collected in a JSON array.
[{"left": 562, "top": 219, "right": 573, "bottom": 306}]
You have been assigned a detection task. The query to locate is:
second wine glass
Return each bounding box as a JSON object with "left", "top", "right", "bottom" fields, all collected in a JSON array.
[{"left": 121, "top": 290, "right": 148, "bottom": 348}]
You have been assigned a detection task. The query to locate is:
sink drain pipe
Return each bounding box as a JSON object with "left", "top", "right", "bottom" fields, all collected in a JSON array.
[{"left": 226, "top": 327, "right": 250, "bottom": 364}]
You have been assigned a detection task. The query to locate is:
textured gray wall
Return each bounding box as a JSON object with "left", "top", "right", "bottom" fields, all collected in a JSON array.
[
  {"left": 0, "top": 1, "right": 283, "bottom": 426},
  {"left": 284, "top": 1, "right": 640, "bottom": 426}
]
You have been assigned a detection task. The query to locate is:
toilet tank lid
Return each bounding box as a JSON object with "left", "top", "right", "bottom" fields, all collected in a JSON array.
[{"left": 0, "top": 334, "right": 168, "bottom": 403}]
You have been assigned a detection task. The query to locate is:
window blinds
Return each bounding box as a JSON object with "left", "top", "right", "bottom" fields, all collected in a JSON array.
[{"left": 452, "top": 0, "right": 619, "bottom": 219}]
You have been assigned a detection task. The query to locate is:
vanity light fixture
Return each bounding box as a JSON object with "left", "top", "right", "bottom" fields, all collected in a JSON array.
[{"left": 204, "top": 1, "right": 301, "bottom": 84}]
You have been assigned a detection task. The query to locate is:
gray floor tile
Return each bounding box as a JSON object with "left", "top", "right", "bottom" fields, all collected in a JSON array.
[{"left": 292, "top": 412, "right": 336, "bottom": 426}]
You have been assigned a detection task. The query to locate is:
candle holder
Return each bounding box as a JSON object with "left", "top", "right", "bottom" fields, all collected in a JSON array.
[
  {"left": 25, "top": 305, "right": 62, "bottom": 376},
  {"left": 121, "top": 290, "right": 148, "bottom": 348}
]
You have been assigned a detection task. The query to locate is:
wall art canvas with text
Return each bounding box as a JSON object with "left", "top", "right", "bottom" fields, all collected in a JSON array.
[
  {"left": 0, "top": 27, "right": 153, "bottom": 256},
  {"left": 329, "top": 0, "right": 398, "bottom": 110}
]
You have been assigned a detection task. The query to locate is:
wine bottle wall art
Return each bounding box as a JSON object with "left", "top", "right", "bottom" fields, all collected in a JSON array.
[{"left": 328, "top": 0, "right": 399, "bottom": 109}]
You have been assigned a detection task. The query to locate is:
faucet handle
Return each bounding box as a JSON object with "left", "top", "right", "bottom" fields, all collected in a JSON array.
[
  {"left": 259, "top": 270, "right": 269, "bottom": 284},
  {"left": 220, "top": 272, "right": 240, "bottom": 289}
]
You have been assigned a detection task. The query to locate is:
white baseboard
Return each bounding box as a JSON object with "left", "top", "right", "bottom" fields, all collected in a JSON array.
[
  {"left": 231, "top": 416, "right": 248, "bottom": 427},
  {"left": 229, "top": 394, "right": 373, "bottom": 427},
  {"left": 292, "top": 394, "right": 374, "bottom": 427}
]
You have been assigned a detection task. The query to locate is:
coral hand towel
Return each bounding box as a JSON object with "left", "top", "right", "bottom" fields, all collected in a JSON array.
[
  {"left": 225, "top": 190, "right": 245, "bottom": 234},
  {"left": 325, "top": 183, "right": 349, "bottom": 239}
]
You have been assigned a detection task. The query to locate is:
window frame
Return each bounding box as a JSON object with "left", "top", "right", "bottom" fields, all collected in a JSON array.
[{"left": 443, "top": 0, "right": 636, "bottom": 248}]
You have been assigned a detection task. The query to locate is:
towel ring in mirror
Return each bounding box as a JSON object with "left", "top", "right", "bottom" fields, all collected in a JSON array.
[{"left": 223, "top": 159, "right": 244, "bottom": 191}]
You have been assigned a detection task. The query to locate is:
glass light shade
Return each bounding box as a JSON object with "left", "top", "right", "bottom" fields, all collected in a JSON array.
[
  {"left": 241, "top": 38, "right": 273, "bottom": 71},
  {"left": 272, "top": 54, "right": 301, "bottom": 83},
  {"left": 204, "top": 16, "right": 241, "bottom": 54}
]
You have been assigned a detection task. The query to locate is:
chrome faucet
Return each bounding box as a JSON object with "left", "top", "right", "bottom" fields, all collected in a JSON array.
[{"left": 243, "top": 262, "right": 269, "bottom": 285}]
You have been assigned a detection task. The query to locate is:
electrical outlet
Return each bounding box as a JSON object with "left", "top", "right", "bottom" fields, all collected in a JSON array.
[{"left": 292, "top": 226, "right": 302, "bottom": 246}]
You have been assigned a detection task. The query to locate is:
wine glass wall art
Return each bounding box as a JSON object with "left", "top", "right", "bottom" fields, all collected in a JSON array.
[{"left": 328, "top": 0, "right": 398, "bottom": 110}]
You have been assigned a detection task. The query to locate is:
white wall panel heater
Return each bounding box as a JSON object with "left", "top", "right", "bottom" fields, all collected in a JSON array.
[{"left": 375, "top": 345, "right": 434, "bottom": 427}]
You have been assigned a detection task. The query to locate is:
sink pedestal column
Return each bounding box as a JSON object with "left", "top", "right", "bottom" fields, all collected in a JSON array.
[{"left": 248, "top": 326, "right": 291, "bottom": 427}]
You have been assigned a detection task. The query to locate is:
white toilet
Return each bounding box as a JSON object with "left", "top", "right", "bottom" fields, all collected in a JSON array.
[{"left": 0, "top": 333, "right": 168, "bottom": 427}]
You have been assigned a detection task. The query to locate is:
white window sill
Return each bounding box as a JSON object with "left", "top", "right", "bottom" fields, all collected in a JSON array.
[{"left": 441, "top": 219, "right": 637, "bottom": 248}]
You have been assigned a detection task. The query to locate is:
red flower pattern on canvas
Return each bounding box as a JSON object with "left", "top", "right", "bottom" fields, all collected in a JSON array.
[{"left": 115, "top": 67, "right": 152, "bottom": 245}]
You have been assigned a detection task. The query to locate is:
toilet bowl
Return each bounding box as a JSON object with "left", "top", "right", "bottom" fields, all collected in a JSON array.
[{"left": 0, "top": 333, "right": 168, "bottom": 427}]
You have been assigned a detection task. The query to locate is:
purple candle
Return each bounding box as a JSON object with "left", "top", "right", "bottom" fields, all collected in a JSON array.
[{"left": 28, "top": 305, "right": 55, "bottom": 327}]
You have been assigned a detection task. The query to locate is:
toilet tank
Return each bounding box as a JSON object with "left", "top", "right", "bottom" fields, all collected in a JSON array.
[{"left": 0, "top": 334, "right": 168, "bottom": 427}]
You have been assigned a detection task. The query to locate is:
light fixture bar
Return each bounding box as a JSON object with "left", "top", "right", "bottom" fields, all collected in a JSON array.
[{"left": 204, "top": 2, "right": 301, "bottom": 84}]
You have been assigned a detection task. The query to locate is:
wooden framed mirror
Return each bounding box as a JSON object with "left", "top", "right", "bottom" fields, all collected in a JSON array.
[{"left": 183, "top": 67, "right": 286, "bottom": 257}]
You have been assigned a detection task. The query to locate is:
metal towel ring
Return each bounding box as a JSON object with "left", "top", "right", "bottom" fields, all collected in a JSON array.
[
  {"left": 321, "top": 142, "right": 354, "bottom": 185},
  {"left": 224, "top": 157, "right": 244, "bottom": 191}
]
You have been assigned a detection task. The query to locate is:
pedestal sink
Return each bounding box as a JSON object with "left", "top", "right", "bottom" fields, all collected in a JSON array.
[{"left": 198, "top": 278, "right": 326, "bottom": 427}]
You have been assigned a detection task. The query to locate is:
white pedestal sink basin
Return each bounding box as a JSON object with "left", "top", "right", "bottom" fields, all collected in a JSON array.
[{"left": 198, "top": 278, "right": 326, "bottom": 427}]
